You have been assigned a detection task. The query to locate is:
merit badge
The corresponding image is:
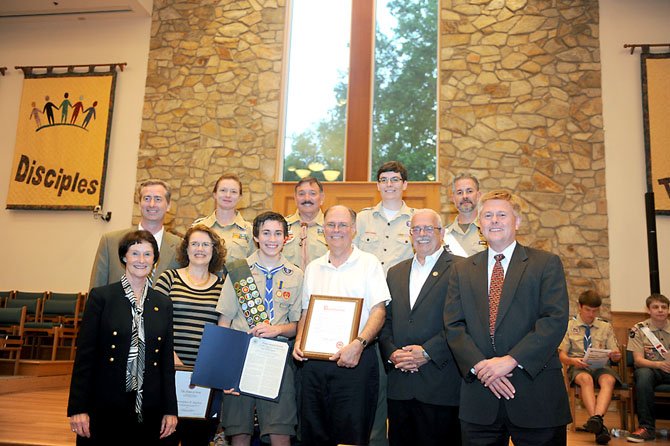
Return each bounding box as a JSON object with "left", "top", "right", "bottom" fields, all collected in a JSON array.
[
  {"left": 276, "top": 291, "right": 283, "bottom": 297},
  {"left": 252, "top": 290, "right": 260, "bottom": 297},
  {"left": 249, "top": 283, "right": 257, "bottom": 291},
  {"left": 254, "top": 297, "right": 262, "bottom": 305},
  {"left": 261, "top": 312, "right": 268, "bottom": 319},
  {"left": 251, "top": 307, "right": 258, "bottom": 315},
  {"left": 242, "top": 286, "right": 249, "bottom": 293},
  {"left": 257, "top": 304, "right": 265, "bottom": 312},
  {"left": 283, "top": 291, "right": 291, "bottom": 300}
]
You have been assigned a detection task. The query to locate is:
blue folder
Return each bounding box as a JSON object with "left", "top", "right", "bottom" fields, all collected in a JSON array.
[{"left": 191, "top": 324, "right": 251, "bottom": 392}]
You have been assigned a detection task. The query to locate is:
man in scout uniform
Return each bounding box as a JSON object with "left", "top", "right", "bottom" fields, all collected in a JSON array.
[
  {"left": 355, "top": 160, "right": 414, "bottom": 275},
  {"left": 354, "top": 160, "right": 413, "bottom": 445},
  {"left": 283, "top": 176, "right": 328, "bottom": 271},
  {"left": 559, "top": 290, "right": 621, "bottom": 445},
  {"left": 443, "top": 173, "right": 487, "bottom": 257},
  {"left": 217, "top": 211, "right": 303, "bottom": 446},
  {"left": 626, "top": 294, "right": 670, "bottom": 443}
]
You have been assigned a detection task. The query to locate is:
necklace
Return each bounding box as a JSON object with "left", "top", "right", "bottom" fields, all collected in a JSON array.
[{"left": 186, "top": 269, "right": 210, "bottom": 287}]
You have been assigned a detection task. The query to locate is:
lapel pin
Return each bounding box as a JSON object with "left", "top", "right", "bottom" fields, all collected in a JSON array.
[
  {"left": 154, "top": 306, "right": 159, "bottom": 312},
  {"left": 432, "top": 271, "right": 438, "bottom": 277}
]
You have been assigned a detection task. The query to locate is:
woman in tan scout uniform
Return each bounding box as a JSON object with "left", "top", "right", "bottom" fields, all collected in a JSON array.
[{"left": 193, "top": 173, "right": 254, "bottom": 265}]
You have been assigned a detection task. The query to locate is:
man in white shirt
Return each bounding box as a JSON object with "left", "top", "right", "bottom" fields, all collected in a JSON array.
[
  {"left": 89, "top": 179, "right": 180, "bottom": 288},
  {"left": 294, "top": 205, "right": 391, "bottom": 446}
]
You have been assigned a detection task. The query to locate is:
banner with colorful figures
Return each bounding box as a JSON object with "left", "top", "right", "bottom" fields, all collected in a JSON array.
[{"left": 6, "top": 71, "right": 116, "bottom": 209}]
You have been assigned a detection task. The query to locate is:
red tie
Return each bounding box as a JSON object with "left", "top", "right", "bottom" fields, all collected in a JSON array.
[{"left": 489, "top": 254, "right": 505, "bottom": 337}]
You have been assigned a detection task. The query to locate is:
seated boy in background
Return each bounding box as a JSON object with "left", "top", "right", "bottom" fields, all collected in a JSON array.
[
  {"left": 559, "top": 290, "right": 622, "bottom": 445},
  {"left": 626, "top": 294, "right": 670, "bottom": 443}
]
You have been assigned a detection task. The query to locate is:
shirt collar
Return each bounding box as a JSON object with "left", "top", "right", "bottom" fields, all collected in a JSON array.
[{"left": 412, "top": 247, "right": 443, "bottom": 269}]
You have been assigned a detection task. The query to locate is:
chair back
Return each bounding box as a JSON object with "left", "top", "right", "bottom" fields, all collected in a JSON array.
[
  {"left": 6, "top": 298, "right": 43, "bottom": 322},
  {"left": 14, "top": 291, "right": 47, "bottom": 300},
  {"left": 0, "top": 306, "right": 27, "bottom": 336},
  {"left": 42, "top": 299, "right": 78, "bottom": 325},
  {"left": 49, "top": 292, "right": 81, "bottom": 302}
]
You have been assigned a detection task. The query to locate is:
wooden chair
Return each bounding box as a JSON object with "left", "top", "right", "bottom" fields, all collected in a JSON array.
[
  {"left": 564, "top": 344, "right": 634, "bottom": 431},
  {"left": 0, "top": 306, "right": 26, "bottom": 375},
  {"left": 5, "top": 297, "right": 43, "bottom": 323},
  {"left": 624, "top": 347, "right": 670, "bottom": 427},
  {"left": 0, "top": 291, "right": 14, "bottom": 308}
]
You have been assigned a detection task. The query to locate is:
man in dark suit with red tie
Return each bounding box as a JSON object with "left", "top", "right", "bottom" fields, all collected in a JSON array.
[
  {"left": 380, "top": 209, "right": 461, "bottom": 446},
  {"left": 444, "top": 190, "right": 571, "bottom": 445}
]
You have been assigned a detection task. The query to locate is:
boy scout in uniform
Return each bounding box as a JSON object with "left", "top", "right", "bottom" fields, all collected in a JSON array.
[
  {"left": 217, "top": 211, "right": 303, "bottom": 446},
  {"left": 355, "top": 160, "right": 413, "bottom": 446},
  {"left": 194, "top": 173, "right": 255, "bottom": 264},
  {"left": 626, "top": 294, "right": 670, "bottom": 443},
  {"left": 559, "top": 290, "right": 621, "bottom": 445},
  {"left": 355, "top": 160, "right": 414, "bottom": 275},
  {"left": 283, "top": 177, "right": 328, "bottom": 270}
]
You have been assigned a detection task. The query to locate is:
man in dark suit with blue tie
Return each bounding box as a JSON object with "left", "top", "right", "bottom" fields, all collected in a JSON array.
[
  {"left": 380, "top": 208, "right": 461, "bottom": 446},
  {"left": 444, "top": 190, "right": 571, "bottom": 445}
]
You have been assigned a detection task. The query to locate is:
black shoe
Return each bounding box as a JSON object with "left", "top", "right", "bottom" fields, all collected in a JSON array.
[
  {"left": 596, "top": 424, "right": 611, "bottom": 445},
  {"left": 586, "top": 415, "right": 604, "bottom": 434}
]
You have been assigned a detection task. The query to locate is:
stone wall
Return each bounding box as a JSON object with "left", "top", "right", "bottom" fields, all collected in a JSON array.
[
  {"left": 138, "top": 0, "right": 286, "bottom": 231},
  {"left": 439, "top": 0, "right": 608, "bottom": 313},
  {"left": 138, "top": 0, "right": 608, "bottom": 312}
]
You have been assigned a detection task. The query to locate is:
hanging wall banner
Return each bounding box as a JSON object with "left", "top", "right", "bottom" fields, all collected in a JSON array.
[
  {"left": 6, "top": 71, "right": 116, "bottom": 210},
  {"left": 642, "top": 53, "right": 670, "bottom": 214}
]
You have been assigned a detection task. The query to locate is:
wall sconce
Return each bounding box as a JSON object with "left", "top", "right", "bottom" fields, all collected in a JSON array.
[
  {"left": 307, "top": 162, "right": 325, "bottom": 172},
  {"left": 322, "top": 170, "right": 341, "bottom": 181},
  {"left": 294, "top": 169, "right": 312, "bottom": 179}
]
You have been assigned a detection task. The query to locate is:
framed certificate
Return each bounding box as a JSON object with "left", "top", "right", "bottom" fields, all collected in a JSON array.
[
  {"left": 299, "top": 295, "right": 363, "bottom": 360},
  {"left": 175, "top": 368, "right": 213, "bottom": 419}
]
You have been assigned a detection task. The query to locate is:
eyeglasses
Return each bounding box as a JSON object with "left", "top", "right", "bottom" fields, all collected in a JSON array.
[
  {"left": 189, "top": 241, "right": 214, "bottom": 248},
  {"left": 325, "top": 222, "right": 352, "bottom": 230},
  {"left": 410, "top": 226, "right": 441, "bottom": 235},
  {"left": 378, "top": 177, "right": 403, "bottom": 184}
]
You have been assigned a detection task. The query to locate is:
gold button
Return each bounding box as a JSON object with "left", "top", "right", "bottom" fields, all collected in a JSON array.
[
  {"left": 153, "top": 362, "right": 158, "bottom": 366},
  {"left": 111, "top": 345, "right": 116, "bottom": 349},
  {"left": 157, "top": 337, "right": 162, "bottom": 341},
  {"left": 113, "top": 331, "right": 117, "bottom": 336},
  {"left": 109, "top": 357, "right": 114, "bottom": 362}
]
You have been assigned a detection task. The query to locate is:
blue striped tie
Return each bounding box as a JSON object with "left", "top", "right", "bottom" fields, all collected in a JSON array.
[
  {"left": 584, "top": 324, "right": 592, "bottom": 352},
  {"left": 254, "top": 263, "right": 284, "bottom": 321}
]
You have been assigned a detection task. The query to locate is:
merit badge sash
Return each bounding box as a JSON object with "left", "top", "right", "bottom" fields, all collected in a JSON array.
[
  {"left": 637, "top": 322, "right": 669, "bottom": 358},
  {"left": 227, "top": 259, "right": 270, "bottom": 328}
]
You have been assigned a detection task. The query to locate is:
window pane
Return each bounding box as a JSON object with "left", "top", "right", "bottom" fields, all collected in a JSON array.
[
  {"left": 371, "top": 0, "right": 438, "bottom": 181},
  {"left": 282, "top": 0, "right": 352, "bottom": 182}
]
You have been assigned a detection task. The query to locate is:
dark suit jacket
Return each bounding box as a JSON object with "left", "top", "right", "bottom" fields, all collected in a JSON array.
[
  {"left": 67, "top": 282, "right": 177, "bottom": 419},
  {"left": 380, "top": 249, "right": 461, "bottom": 406},
  {"left": 444, "top": 243, "right": 571, "bottom": 428},
  {"left": 89, "top": 228, "right": 181, "bottom": 289}
]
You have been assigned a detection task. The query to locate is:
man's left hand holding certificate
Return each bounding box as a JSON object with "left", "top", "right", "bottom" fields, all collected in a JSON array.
[{"left": 190, "top": 324, "right": 289, "bottom": 400}]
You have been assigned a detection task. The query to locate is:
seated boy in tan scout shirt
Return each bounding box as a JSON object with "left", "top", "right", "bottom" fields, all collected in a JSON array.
[{"left": 559, "top": 290, "right": 621, "bottom": 445}]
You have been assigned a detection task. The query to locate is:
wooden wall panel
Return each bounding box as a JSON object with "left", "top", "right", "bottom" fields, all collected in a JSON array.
[{"left": 272, "top": 182, "right": 442, "bottom": 216}]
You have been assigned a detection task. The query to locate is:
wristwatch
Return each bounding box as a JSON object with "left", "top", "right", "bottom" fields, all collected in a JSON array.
[{"left": 355, "top": 336, "right": 368, "bottom": 347}]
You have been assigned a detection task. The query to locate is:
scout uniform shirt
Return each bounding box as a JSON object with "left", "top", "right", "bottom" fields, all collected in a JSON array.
[
  {"left": 354, "top": 201, "right": 414, "bottom": 274},
  {"left": 444, "top": 217, "right": 487, "bottom": 257},
  {"left": 193, "top": 211, "right": 255, "bottom": 263},
  {"left": 560, "top": 314, "right": 619, "bottom": 358},
  {"left": 216, "top": 252, "right": 303, "bottom": 332},
  {"left": 628, "top": 318, "right": 670, "bottom": 361},
  {"left": 283, "top": 210, "right": 328, "bottom": 270}
]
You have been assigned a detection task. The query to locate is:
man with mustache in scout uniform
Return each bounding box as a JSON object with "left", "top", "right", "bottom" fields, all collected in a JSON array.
[
  {"left": 283, "top": 176, "right": 328, "bottom": 271},
  {"left": 217, "top": 211, "right": 303, "bottom": 446}
]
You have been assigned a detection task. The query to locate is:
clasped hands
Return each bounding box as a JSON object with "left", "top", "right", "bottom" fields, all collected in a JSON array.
[
  {"left": 389, "top": 345, "right": 429, "bottom": 373},
  {"left": 473, "top": 355, "right": 518, "bottom": 400}
]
